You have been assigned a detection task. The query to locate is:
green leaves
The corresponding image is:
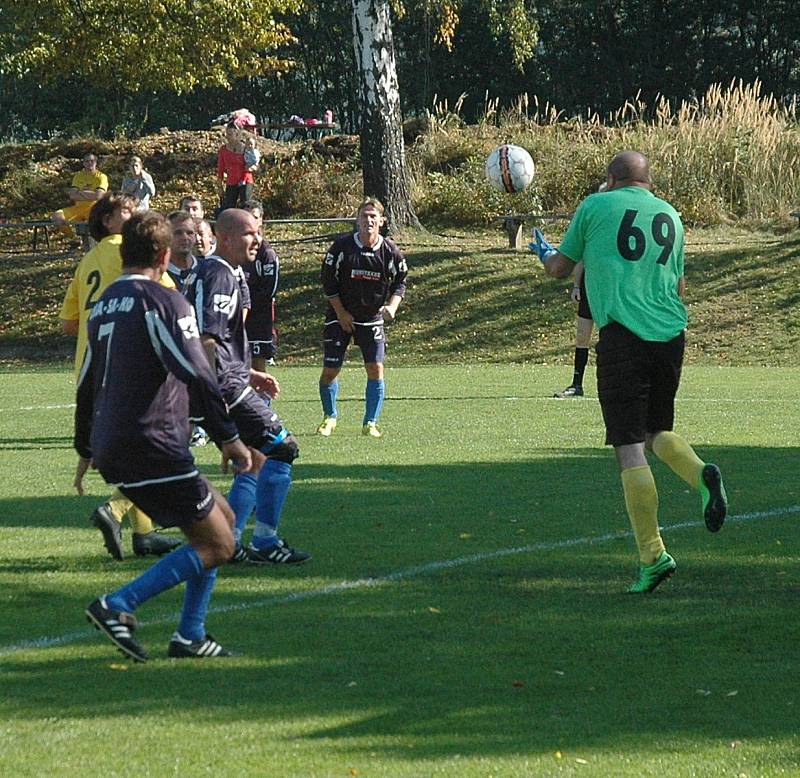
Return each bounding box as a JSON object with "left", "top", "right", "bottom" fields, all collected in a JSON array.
[{"left": 0, "top": 0, "right": 300, "bottom": 93}]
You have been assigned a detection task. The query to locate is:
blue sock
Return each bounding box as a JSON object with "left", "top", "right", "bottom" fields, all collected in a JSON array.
[
  {"left": 364, "top": 378, "right": 385, "bottom": 424},
  {"left": 106, "top": 544, "right": 204, "bottom": 613},
  {"left": 251, "top": 460, "right": 292, "bottom": 549},
  {"left": 319, "top": 380, "right": 338, "bottom": 417},
  {"left": 178, "top": 567, "right": 218, "bottom": 641},
  {"left": 228, "top": 472, "right": 257, "bottom": 542}
]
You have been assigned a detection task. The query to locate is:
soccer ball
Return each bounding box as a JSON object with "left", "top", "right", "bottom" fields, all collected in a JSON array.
[{"left": 485, "top": 144, "right": 535, "bottom": 193}]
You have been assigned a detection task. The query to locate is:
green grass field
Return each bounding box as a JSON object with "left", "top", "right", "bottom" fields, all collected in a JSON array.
[{"left": 1, "top": 365, "right": 798, "bottom": 777}]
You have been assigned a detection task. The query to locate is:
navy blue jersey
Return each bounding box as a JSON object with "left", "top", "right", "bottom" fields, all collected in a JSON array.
[
  {"left": 74, "top": 275, "right": 239, "bottom": 487},
  {"left": 321, "top": 233, "right": 407, "bottom": 324},
  {"left": 166, "top": 256, "right": 199, "bottom": 291},
  {"left": 243, "top": 239, "right": 279, "bottom": 336},
  {"left": 183, "top": 256, "right": 251, "bottom": 405}
]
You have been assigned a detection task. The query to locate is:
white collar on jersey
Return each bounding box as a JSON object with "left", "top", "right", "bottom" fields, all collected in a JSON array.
[
  {"left": 207, "top": 254, "right": 238, "bottom": 274},
  {"left": 115, "top": 273, "right": 151, "bottom": 281},
  {"left": 353, "top": 232, "right": 384, "bottom": 251},
  {"left": 168, "top": 255, "right": 198, "bottom": 276}
]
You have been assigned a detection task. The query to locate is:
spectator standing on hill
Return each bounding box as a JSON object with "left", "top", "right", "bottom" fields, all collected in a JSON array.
[
  {"left": 241, "top": 200, "right": 279, "bottom": 370},
  {"left": 121, "top": 156, "right": 156, "bottom": 211},
  {"left": 535, "top": 150, "right": 728, "bottom": 594},
  {"left": 183, "top": 208, "right": 310, "bottom": 565},
  {"left": 180, "top": 195, "right": 205, "bottom": 219},
  {"left": 243, "top": 136, "right": 261, "bottom": 200},
  {"left": 60, "top": 192, "right": 181, "bottom": 560},
  {"left": 316, "top": 198, "right": 407, "bottom": 439},
  {"left": 217, "top": 125, "right": 252, "bottom": 212},
  {"left": 52, "top": 153, "right": 108, "bottom": 234},
  {"left": 80, "top": 210, "right": 251, "bottom": 662}
]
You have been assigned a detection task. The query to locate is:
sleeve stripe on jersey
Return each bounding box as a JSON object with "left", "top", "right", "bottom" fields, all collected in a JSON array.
[
  {"left": 195, "top": 278, "right": 205, "bottom": 332},
  {"left": 144, "top": 310, "right": 198, "bottom": 378},
  {"left": 77, "top": 340, "right": 93, "bottom": 390}
]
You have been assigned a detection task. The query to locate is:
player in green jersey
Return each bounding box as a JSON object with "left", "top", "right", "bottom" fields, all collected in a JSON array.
[{"left": 533, "top": 150, "right": 728, "bottom": 593}]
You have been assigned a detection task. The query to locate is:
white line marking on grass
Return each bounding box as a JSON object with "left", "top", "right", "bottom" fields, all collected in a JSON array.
[
  {"left": 0, "top": 403, "right": 76, "bottom": 413},
  {"left": 1, "top": 503, "right": 798, "bottom": 659}
]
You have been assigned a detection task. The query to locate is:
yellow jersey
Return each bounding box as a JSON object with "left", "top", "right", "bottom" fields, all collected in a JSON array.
[
  {"left": 70, "top": 169, "right": 109, "bottom": 193},
  {"left": 60, "top": 234, "right": 176, "bottom": 376}
]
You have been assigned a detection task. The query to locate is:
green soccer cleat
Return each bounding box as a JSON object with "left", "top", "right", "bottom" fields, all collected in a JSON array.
[
  {"left": 699, "top": 463, "right": 727, "bottom": 533},
  {"left": 316, "top": 416, "right": 337, "bottom": 437},
  {"left": 627, "top": 551, "right": 677, "bottom": 594},
  {"left": 362, "top": 421, "right": 382, "bottom": 438}
]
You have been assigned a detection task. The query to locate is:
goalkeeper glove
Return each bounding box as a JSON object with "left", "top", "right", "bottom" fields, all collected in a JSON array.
[{"left": 529, "top": 228, "right": 557, "bottom": 265}]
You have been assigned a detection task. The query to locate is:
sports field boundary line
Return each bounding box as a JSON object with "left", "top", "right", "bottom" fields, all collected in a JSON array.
[
  {"left": 0, "top": 395, "right": 786, "bottom": 414},
  {"left": 1, "top": 503, "right": 797, "bottom": 659}
]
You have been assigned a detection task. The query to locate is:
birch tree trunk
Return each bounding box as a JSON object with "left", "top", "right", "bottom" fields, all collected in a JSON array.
[{"left": 351, "top": 0, "right": 420, "bottom": 232}]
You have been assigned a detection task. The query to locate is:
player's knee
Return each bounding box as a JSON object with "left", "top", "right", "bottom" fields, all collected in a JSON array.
[{"left": 269, "top": 434, "right": 299, "bottom": 464}]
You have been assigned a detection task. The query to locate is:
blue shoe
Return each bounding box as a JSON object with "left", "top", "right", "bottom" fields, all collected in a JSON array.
[{"left": 529, "top": 228, "right": 557, "bottom": 263}]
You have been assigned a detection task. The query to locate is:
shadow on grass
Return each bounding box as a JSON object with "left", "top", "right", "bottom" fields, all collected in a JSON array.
[{"left": 0, "top": 446, "right": 798, "bottom": 760}]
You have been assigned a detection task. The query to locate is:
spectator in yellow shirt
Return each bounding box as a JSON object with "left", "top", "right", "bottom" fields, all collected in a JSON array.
[{"left": 52, "top": 153, "right": 109, "bottom": 235}]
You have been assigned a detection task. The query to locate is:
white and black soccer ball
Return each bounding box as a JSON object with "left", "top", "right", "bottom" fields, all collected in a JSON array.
[{"left": 485, "top": 144, "right": 535, "bottom": 193}]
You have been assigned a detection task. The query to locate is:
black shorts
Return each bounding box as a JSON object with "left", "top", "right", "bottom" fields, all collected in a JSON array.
[
  {"left": 595, "top": 322, "right": 684, "bottom": 446},
  {"left": 119, "top": 474, "right": 214, "bottom": 529},
  {"left": 229, "top": 388, "right": 288, "bottom": 453},
  {"left": 577, "top": 274, "right": 593, "bottom": 321},
  {"left": 323, "top": 320, "right": 386, "bottom": 367},
  {"left": 250, "top": 338, "right": 276, "bottom": 359},
  {"left": 246, "top": 300, "right": 276, "bottom": 342}
]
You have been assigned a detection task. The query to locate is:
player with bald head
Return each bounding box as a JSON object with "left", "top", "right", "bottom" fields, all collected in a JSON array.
[
  {"left": 183, "top": 208, "right": 310, "bottom": 565},
  {"left": 534, "top": 150, "right": 727, "bottom": 593}
]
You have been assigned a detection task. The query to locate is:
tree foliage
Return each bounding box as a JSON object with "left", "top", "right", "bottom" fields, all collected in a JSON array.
[
  {"left": 393, "top": 0, "right": 538, "bottom": 68},
  {"left": 0, "top": 0, "right": 300, "bottom": 93}
]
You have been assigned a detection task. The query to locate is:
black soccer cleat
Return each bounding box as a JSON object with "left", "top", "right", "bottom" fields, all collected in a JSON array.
[
  {"left": 700, "top": 463, "right": 728, "bottom": 533},
  {"left": 90, "top": 504, "right": 125, "bottom": 561},
  {"left": 554, "top": 384, "right": 584, "bottom": 399},
  {"left": 168, "top": 632, "right": 233, "bottom": 658},
  {"left": 229, "top": 543, "right": 248, "bottom": 564},
  {"left": 85, "top": 595, "right": 148, "bottom": 662},
  {"left": 132, "top": 532, "right": 182, "bottom": 557},
  {"left": 247, "top": 539, "right": 311, "bottom": 566}
]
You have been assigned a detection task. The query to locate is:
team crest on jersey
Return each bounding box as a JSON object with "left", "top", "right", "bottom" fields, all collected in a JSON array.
[
  {"left": 212, "top": 293, "right": 236, "bottom": 316},
  {"left": 177, "top": 314, "right": 200, "bottom": 340}
]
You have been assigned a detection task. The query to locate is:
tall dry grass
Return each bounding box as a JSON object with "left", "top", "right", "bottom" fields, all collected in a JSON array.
[{"left": 411, "top": 80, "right": 800, "bottom": 227}]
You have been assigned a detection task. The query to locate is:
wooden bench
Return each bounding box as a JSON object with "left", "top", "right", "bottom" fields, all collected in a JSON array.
[
  {"left": 0, "top": 220, "right": 55, "bottom": 251},
  {"left": 496, "top": 213, "right": 574, "bottom": 250},
  {"left": 265, "top": 122, "right": 338, "bottom": 141},
  {"left": 0, "top": 220, "right": 91, "bottom": 252}
]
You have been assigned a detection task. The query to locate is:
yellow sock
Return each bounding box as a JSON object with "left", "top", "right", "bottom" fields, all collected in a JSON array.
[
  {"left": 621, "top": 465, "right": 665, "bottom": 565},
  {"left": 651, "top": 431, "right": 704, "bottom": 489},
  {"left": 106, "top": 489, "right": 130, "bottom": 523},
  {"left": 127, "top": 505, "right": 155, "bottom": 534}
]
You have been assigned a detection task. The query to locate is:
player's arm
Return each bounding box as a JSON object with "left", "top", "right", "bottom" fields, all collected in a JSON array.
[
  {"left": 328, "top": 294, "right": 354, "bottom": 333},
  {"left": 543, "top": 251, "right": 576, "bottom": 279},
  {"left": 250, "top": 369, "right": 280, "bottom": 397},
  {"left": 60, "top": 273, "right": 80, "bottom": 335},
  {"left": 571, "top": 262, "right": 585, "bottom": 301},
  {"left": 62, "top": 318, "right": 79, "bottom": 336},
  {"left": 150, "top": 300, "right": 241, "bottom": 450},
  {"left": 201, "top": 334, "right": 217, "bottom": 372},
  {"left": 383, "top": 248, "right": 407, "bottom": 320},
  {"left": 678, "top": 276, "right": 686, "bottom": 297},
  {"left": 381, "top": 293, "right": 403, "bottom": 321},
  {"left": 73, "top": 341, "right": 95, "bottom": 494},
  {"left": 321, "top": 246, "right": 354, "bottom": 331}
]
